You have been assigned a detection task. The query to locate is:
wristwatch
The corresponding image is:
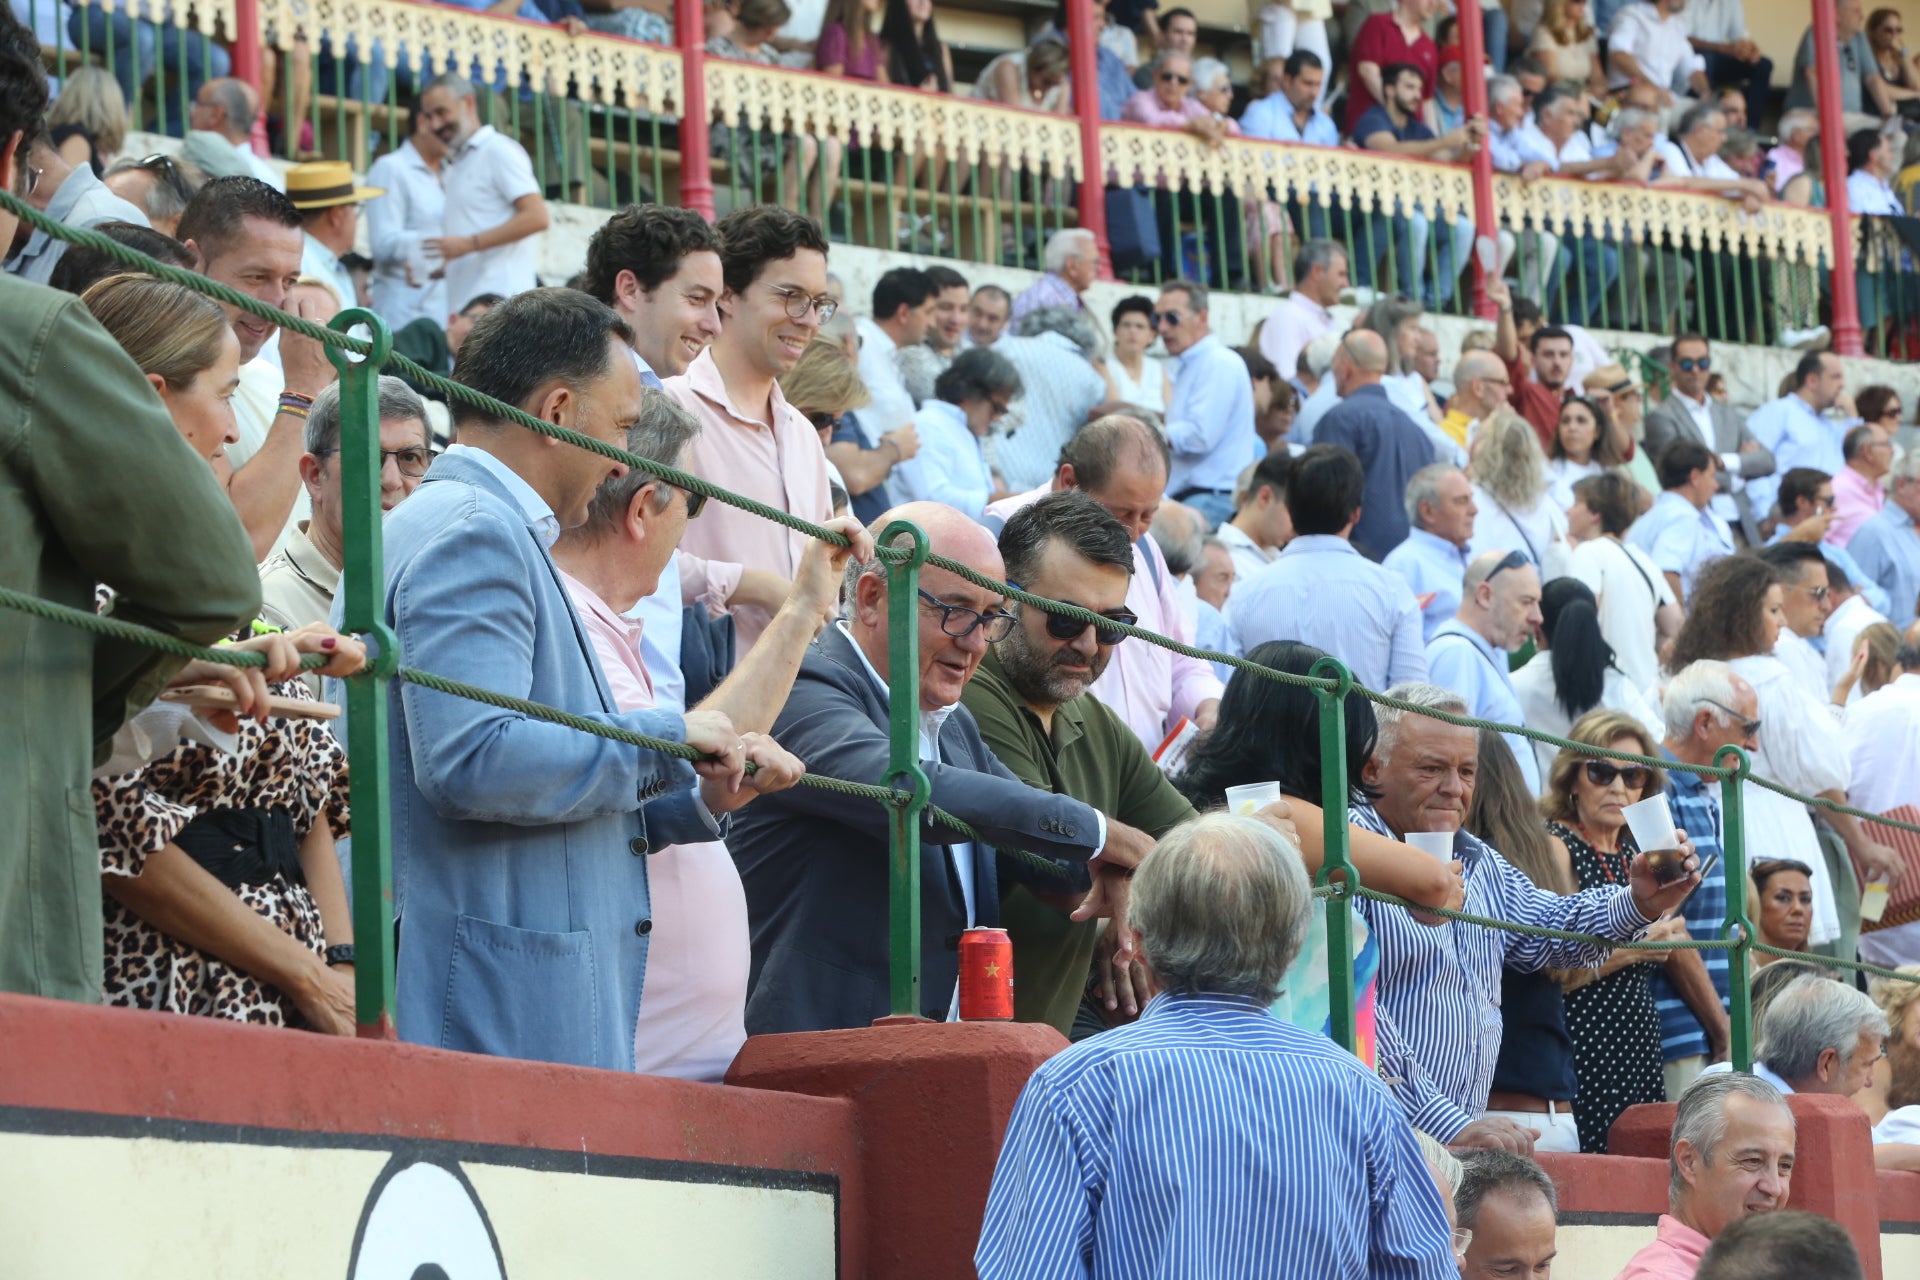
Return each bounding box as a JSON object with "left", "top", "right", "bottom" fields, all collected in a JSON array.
[{"left": 324, "top": 943, "right": 356, "bottom": 967}]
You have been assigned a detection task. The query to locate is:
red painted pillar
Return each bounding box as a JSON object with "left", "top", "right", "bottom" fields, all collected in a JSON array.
[
  {"left": 1456, "top": 0, "right": 1497, "bottom": 320},
  {"left": 1066, "top": 0, "right": 1114, "bottom": 278},
  {"left": 231, "top": 0, "right": 271, "bottom": 157},
  {"left": 1811, "top": 0, "right": 1863, "bottom": 355},
  {"left": 675, "top": 0, "right": 716, "bottom": 221}
]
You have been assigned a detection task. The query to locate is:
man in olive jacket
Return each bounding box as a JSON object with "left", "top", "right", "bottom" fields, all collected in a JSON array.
[{"left": 0, "top": 32, "right": 261, "bottom": 1001}]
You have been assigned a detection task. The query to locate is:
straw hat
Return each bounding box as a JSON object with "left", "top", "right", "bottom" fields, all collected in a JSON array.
[
  {"left": 1584, "top": 362, "right": 1643, "bottom": 396},
  {"left": 284, "top": 160, "right": 385, "bottom": 209}
]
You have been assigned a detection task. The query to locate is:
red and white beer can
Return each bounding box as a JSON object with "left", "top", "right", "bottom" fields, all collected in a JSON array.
[{"left": 958, "top": 927, "right": 1014, "bottom": 1021}]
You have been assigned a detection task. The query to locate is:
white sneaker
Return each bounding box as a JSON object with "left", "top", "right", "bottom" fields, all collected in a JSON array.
[{"left": 1781, "top": 324, "right": 1830, "bottom": 350}]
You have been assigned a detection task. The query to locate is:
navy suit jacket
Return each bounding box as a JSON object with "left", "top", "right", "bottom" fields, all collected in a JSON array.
[
  {"left": 1316, "top": 383, "right": 1437, "bottom": 559},
  {"left": 339, "top": 450, "right": 713, "bottom": 1071},
  {"left": 731, "top": 625, "right": 1100, "bottom": 1032}
]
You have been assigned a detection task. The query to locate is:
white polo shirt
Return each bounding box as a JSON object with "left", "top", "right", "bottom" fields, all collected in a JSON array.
[{"left": 441, "top": 124, "right": 542, "bottom": 310}]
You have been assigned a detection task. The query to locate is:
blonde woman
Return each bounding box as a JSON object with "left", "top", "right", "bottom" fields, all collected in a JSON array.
[
  {"left": 79, "top": 274, "right": 366, "bottom": 1034},
  {"left": 1527, "top": 0, "right": 1606, "bottom": 100},
  {"left": 46, "top": 67, "right": 130, "bottom": 176},
  {"left": 1469, "top": 408, "right": 1571, "bottom": 578},
  {"left": 780, "top": 336, "right": 876, "bottom": 517},
  {"left": 974, "top": 38, "right": 1072, "bottom": 114}
]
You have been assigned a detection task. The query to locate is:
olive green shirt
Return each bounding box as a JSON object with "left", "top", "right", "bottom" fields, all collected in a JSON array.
[
  {"left": 961, "top": 648, "right": 1196, "bottom": 1033},
  {"left": 0, "top": 272, "right": 260, "bottom": 1002}
]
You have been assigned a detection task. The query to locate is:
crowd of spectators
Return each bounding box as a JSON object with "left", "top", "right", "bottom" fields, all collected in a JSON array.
[{"left": 11, "top": 4, "right": 1920, "bottom": 1274}]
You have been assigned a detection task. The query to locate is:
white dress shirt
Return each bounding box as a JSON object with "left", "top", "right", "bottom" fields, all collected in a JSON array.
[
  {"left": 366, "top": 140, "right": 447, "bottom": 333},
  {"left": 853, "top": 316, "right": 918, "bottom": 446},
  {"left": 1848, "top": 169, "right": 1904, "bottom": 216},
  {"left": 1214, "top": 519, "right": 1277, "bottom": 585},
  {"left": 893, "top": 399, "right": 992, "bottom": 520},
  {"left": 1825, "top": 592, "right": 1890, "bottom": 700},
  {"left": 1627, "top": 490, "right": 1736, "bottom": 601},
  {"left": 1847, "top": 672, "right": 1920, "bottom": 968},
  {"left": 1607, "top": 2, "right": 1706, "bottom": 92},
  {"left": 1773, "top": 629, "right": 1831, "bottom": 703},
  {"left": 441, "top": 124, "right": 542, "bottom": 309}
]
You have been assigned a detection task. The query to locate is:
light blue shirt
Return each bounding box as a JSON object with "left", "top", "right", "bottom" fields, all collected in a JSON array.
[
  {"left": 443, "top": 442, "right": 558, "bottom": 547},
  {"left": 895, "top": 398, "right": 992, "bottom": 520},
  {"left": 1744, "top": 393, "right": 1844, "bottom": 519},
  {"left": 993, "top": 332, "right": 1110, "bottom": 493},
  {"left": 1292, "top": 376, "right": 1339, "bottom": 446},
  {"left": 1230, "top": 534, "right": 1428, "bottom": 693},
  {"left": 366, "top": 139, "right": 447, "bottom": 334},
  {"left": 1194, "top": 596, "right": 1238, "bottom": 684},
  {"left": 1626, "top": 490, "right": 1735, "bottom": 600},
  {"left": 977, "top": 992, "right": 1458, "bottom": 1280},
  {"left": 1425, "top": 620, "right": 1541, "bottom": 792},
  {"left": 302, "top": 231, "right": 359, "bottom": 315},
  {"left": 1847, "top": 503, "right": 1920, "bottom": 624},
  {"left": 1165, "top": 334, "right": 1258, "bottom": 497},
  {"left": 1383, "top": 528, "right": 1472, "bottom": 641},
  {"left": 1487, "top": 122, "right": 1526, "bottom": 174},
  {"left": 1239, "top": 95, "right": 1341, "bottom": 146},
  {"left": 1765, "top": 524, "right": 1893, "bottom": 616}
]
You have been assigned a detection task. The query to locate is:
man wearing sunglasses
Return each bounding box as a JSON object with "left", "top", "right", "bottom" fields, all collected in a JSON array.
[
  {"left": 1120, "top": 52, "right": 1229, "bottom": 147},
  {"left": 733, "top": 502, "right": 1130, "bottom": 1033},
  {"left": 259, "top": 376, "right": 433, "bottom": 655},
  {"left": 1645, "top": 334, "right": 1774, "bottom": 545},
  {"left": 1425, "top": 548, "right": 1545, "bottom": 793},
  {"left": 962, "top": 491, "right": 1195, "bottom": 1034}
]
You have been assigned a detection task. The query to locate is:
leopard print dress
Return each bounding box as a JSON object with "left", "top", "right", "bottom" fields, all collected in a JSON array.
[{"left": 92, "top": 677, "right": 351, "bottom": 1026}]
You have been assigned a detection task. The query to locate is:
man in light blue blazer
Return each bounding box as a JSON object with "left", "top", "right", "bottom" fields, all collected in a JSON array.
[{"left": 350, "top": 289, "right": 777, "bottom": 1071}]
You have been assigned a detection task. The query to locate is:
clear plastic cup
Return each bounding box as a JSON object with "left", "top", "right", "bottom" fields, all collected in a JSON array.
[
  {"left": 1406, "top": 831, "right": 1455, "bottom": 860},
  {"left": 1224, "top": 781, "right": 1283, "bottom": 817},
  {"left": 1622, "top": 793, "right": 1686, "bottom": 884}
]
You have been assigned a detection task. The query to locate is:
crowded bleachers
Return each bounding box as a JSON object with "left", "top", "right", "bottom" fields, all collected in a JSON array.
[{"left": 11, "top": 0, "right": 1920, "bottom": 1274}]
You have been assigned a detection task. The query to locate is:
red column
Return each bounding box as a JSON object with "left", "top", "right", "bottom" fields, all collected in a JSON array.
[
  {"left": 675, "top": 0, "right": 715, "bottom": 221},
  {"left": 1456, "top": 0, "right": 1497, "bottom": 319},
  {"left": 1066, "top": 0, "right": 1114, "bottom": 278},
  {"left": 231, "top": 0, "right": 262, "bottom": 92},
  {"left": 1811, "top": 0, "right": 1863, "bottom": 355}
]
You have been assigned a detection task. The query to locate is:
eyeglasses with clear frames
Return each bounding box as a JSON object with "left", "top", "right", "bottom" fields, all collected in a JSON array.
[{"left": 765, "top": 283, "right": 839, "bottom": 324}]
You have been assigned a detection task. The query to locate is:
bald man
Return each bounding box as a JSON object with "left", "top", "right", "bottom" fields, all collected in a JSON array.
[
  {"left": 1315, "top": 330, "right": 1438, "bottom": 559},
  {"left": 1440, "top": 350, "right": 1512, "bottom": 450},
  {"left": 731, "top": 501, "right": 1130, "bottom": 1033}
]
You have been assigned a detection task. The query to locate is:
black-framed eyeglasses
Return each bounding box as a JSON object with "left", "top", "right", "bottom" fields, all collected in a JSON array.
[
  {"left": 1152, "top": 309, "right": 1186, "bottom": 328},
  {"left": 1485, "top": 548, "right": 1530, "bottom": 581},
  {"left": 764, "top": 282, "right": 838, "bottom": 324},
  {"left": 1041, "top": 604, "right": 1139, "bottom": 647},
  {"left": 132, "top": 152, "right": 193, "bottom": 204},
  {"left": 1583, "top": 760, "right": 1651, "bottom": 790},
  {"left": 311, "top": 445, "right": 432, "bottom": 477},
  {"left": 1700, "top": 697, "right": 1762, "bottom": 738},
  {"left": 1159, "top": 71, "right": 1191, "bottom": 85},
  {"left": 1677, "top": 355, "right": 1712, "bottom": 372},
  {"left": 666, "top": 480, "right": 708, "bottom": 518},
  {"left": 916, "top": 588, "right": 1016, "bottom": 642}
]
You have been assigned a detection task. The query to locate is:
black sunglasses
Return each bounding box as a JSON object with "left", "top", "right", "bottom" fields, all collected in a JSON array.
[
  {"left": 1583, "top": 760, "right": 1651, "bottom": 790},
  {"left": 1677, "top": 356, "right": 1712, "bottom": 372},
  {"left": 1152, "top": 309, "right": 1187, "bottom": 328},
  {"left": 1042, "top": 605, "right": 1139, "bottom": 647},
  {"left": 917, "top": 588, "right": 1016, "bottom": 642},
  {"left": 1485, "top": 548, "right": 1530, "bottom": 581},
  {"left": 133, "top": 153, "right": 194, "bottom": 204},
  {"left": 667, "top": 481, "right": 708, "bottom": 518},
  {"left": 1159, "top": 71, "right": 1191, "bottom": 85}
]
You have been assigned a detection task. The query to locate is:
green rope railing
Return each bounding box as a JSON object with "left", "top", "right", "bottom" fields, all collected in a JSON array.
[{"left": 11, "top": 188, "right": 1919, "bottom": 1043}]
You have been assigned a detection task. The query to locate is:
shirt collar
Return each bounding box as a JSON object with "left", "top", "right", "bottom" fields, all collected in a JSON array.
[
  {"left": 449, "top": 124, "right": 497, "bottom": 164},
  {"left": 857, "top": 316, "right": 898, "bottom": 355},
  {"left": 285, "top": 521, "right": 342, "bottom": 596},
  {"left": 1286, "top": 291, "right": 1332, "bottom": 324},
  {"left": 920, "top": 398, "right": 967, "bottom": 431},
  {"left": 1407, "top": 527, "right": 1470, "bottom": 561},
  {"left": 685, "top": 346, "right": 799, "bottom": 431},
  {"left": 1659, "top": 744, "right": 1712, "bottom": 796},
  {"left": 304, "top": 230, "right": 341, "bottom": 274},
  {"left": 1280, "top": 533, "right": 1360, "bottom": 557},
  {"left": 445, "top": 442, "right": 560, "bottom": 548},
  {"left": 833, "top": 620, "right": 962, "bottom": 730},
  {"left": 1175, "top": 332, "right": 1221, "bottom": 369}
]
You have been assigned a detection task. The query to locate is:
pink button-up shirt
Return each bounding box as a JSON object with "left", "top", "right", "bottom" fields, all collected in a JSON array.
[
  {"left": 1830, "top": 461, "right": 1887, "bottom": 549},
  {"left": 1259, "top": 290, "right": 1334, "bottom": 384},
  {"left": 984, "top": 484, "right": 1225, "bottom": 752},
  {"left": 559, "top": 568, "right": 750, "bottom": 1083},
  {"left": 664, "top": 347, "right": 834, "bottom": 650},
  {"left": 1614, "top": 1215, "right": 1710, "bottom": 1280}
]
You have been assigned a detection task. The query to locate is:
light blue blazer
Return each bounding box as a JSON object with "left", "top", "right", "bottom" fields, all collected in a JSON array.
[{"left": 339, "top": 450, "right": 711, "bottom": 1072}]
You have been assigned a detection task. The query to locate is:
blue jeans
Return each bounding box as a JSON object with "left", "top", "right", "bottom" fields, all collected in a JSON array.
[
  {"left": 1551, "top": 235, "right": 1622, "bottom": 327},
  {"left": 1175, "top": 489, "right": 1237, "bottom": 532},
  {"left": 68, "top": 4, "right": 231, "bottom": 136},
  {"left": 1483, "top": 6, "right": 1510, "bottom": 73}
]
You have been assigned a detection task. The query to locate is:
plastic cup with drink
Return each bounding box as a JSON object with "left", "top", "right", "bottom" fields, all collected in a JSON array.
[
  {"left": 1622, "top": 794, "right": 1688, "bottom": 885},
  {"left": 1224, "top": 781, "right": 1283, "bottom": 817},
  {"left": 1406, "top": 831, "right": 1455, "bottom": 860}
]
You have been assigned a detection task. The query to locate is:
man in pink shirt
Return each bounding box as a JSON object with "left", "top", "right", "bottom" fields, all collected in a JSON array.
[
  {"left": 1615, "top": 1072, "right": 1796, "bottom": 1279},
  {"left": 552, "top": 390, "right": 872, "bottom": 1080},
  {"left": 1831, "top": 422, "right": 1893, "bottom": 548},
  {"left": 1121, "top": 52, "right": 1228, "bottom": 145},
  {"left": 984, "top": 414, "right": 1223, "bottom": 752},
  {"left": 665, "top": 205, "right": 837, "bottom": 651}
]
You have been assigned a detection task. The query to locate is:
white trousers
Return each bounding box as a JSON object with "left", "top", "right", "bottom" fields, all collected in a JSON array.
[{"left": 1479, "top": 1104, "right": 1581, "bottom": 1153}]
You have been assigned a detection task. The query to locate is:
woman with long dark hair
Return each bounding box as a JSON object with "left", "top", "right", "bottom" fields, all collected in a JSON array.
[
  {"left": 1511, "top": 577, "right": 1663, "bottom": 779},
  {"left": 881, "top": 0, "right": 951, "bottom": 91},
  {"left": 1466, "top": 727, "right": 1582, "bottom": 1153},
  {"left": 1544, "top": 396, "right": 1625, "bottom": 511}
]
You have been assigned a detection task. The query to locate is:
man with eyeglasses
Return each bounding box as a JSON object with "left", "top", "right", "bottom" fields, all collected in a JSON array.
[
  {"left": 1649, "top": 660, "right": 1755, "bottom": 1097},
  {"left": 733, "top": 501, "right": 1138, "bottom": 1033},
  {"left": 4, "top": 126, "right": 149, "bottom": 284},
  {"left": 960, "top": 490, "right": 1193, "bottom": 1034},
  {"left": 259, "top": 376, "right": 433, "bottom": 666},
  {"left": 665, "top": 204, "right": 836, "bottom": 652},
  {"left": 1427, "top": 549, "right": 1545, "bottom": 792},
  {"left": 1766, "top": 469, "right": 1891, "bottom": 618},
  {"left": 1644, "top": 334, "right": 1772, "bottom": 545},
  {"left": 1120, "top": 51, "right": 1228, "bottom": 148},
  {"left": 184, "top": 79, "right": 281, "bottom": 189},
  {"left": 892, "top": 347, "right": 1022, "bottom": 522},
  {"left": 1832, "top": 422, "right": 1893, "bottom": 548},
  {"left": 1157, "top": 277, "right": 1257, "bottom": 531}
]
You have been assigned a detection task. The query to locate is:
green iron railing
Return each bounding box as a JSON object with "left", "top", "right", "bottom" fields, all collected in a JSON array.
[{"left": 5, "top": 188, "right": 1917, "bottom": 1079}]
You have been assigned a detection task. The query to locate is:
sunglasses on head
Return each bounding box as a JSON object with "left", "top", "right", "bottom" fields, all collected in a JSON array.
[
  {"left": 1485, "top": 548, "right": 1530, "bottom": 581},
  {"left": 1677, "top": 356, "right": 1711, "bottom": 372},
  {"left": 1582, "top": 760, "right": 1650, "bottom": 790},
  {"left": 1042, "top": 605, "right": 1140, "bottom": 646}
]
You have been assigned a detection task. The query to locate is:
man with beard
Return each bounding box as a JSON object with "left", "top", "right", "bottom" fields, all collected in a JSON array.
[{"left": 960, "top": 490, "right": 1196, "bottom": 1034}]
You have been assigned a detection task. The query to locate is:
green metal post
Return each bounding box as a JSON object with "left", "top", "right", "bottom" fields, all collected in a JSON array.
[
  {"left": 1310, "top": 656, "right": 1359, "bottom": 1055},
  {"left": 881, "top": 520, "right": 932, "bottom": 1018},
  {"left": 328, "top": 308, "right": 400, "bottom": 1038},
  {"left": 1715, "top": 745, "right": 1755, "bottom": 1072}
]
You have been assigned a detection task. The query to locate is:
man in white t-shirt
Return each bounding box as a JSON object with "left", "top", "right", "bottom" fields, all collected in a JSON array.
[{"left": 419, "top": 72, "right": 550, "bottom": 311}]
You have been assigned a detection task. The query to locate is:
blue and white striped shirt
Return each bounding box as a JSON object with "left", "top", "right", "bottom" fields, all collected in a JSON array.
[
  {"left": 1353, "top": 802, "right": 1653, "bottom": 1139},
  {"left": 1648, "top": 750, "right": 1732, "bottom": 1062},
  {"left": 976, "top": 991, "right": 1457, "bottom": 1280}
]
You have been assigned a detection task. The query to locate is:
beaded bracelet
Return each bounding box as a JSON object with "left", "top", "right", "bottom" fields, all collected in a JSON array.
[{"left": 278, "top": 391, "right": 314, "bottom": 420}]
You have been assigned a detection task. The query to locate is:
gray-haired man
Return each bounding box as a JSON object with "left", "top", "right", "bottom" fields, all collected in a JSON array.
[
  {"left": 259, "top": 375, "right": 431, "bottom": 642},
  {"left": 1695, "top": 975, "right": 1891, "bottom": 1098},
  {"left": 1455, "top": 1151, "right": 1558, "bottom": 1279},
  {"left": 1616, "top": 1072, "right": 1795, "bottom": 1276}
]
